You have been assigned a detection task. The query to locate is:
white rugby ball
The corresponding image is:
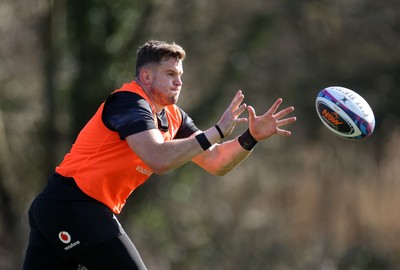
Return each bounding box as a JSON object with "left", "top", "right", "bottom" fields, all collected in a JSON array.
[{"left": 316, "top": 86, "right": 375, "bottom": 139}]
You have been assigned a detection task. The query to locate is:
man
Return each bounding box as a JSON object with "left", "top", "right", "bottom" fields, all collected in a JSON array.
[{"left": 23, "top": 40, "right": 296, "bottom": 269}]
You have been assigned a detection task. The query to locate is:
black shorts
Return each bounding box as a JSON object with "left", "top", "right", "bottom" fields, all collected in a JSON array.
[{"left": 23, "top": 173, "right": 146, "bottom": 269}]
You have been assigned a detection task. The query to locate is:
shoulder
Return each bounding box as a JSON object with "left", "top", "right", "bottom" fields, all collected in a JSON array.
[
  {"left": 102, "top": 91, "right": 157, "bottom": 137},
  {"left": 172, "top": 106, "right": 200, "bottom": 139},
  {"left": 104, "top": 91, "right": 151, "bottom": 112}
]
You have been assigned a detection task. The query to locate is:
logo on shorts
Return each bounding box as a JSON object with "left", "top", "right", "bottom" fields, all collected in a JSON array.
[
  {"left": 58, "top": 231, "right": 71, "bottom": 244},
  {"left": 58, "top": 231, "right": 81, "bottom": 250}
]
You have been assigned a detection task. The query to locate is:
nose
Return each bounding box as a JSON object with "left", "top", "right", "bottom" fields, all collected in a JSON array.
[{"left": 174, "top": 76, "right": 182, "bottom": 87}]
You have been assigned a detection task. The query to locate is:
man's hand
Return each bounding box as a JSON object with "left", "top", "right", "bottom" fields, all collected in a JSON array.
[
  {"left": 216, "top": 90, "right": 248, "bottom": 137},
  {"left": 247, "top": 98, "right": 296, "bottom": 141}
]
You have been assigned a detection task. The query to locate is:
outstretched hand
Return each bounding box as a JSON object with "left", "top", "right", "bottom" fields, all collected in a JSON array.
[
  {"left": 217, "top": 90, "right": 248, "bottom": 137},
  {"left": 247, "top": 98, "right": 296, "bottom": 141}
]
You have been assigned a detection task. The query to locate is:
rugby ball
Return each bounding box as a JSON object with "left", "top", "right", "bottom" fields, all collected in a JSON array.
[{"left": 316, "top": 86, "right": 375, "bottom": 139}]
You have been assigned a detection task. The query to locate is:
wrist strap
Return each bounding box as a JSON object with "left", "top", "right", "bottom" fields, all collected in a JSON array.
[
  {"left": 195, "top": 133, "right": 212, "bottom": 151},
  {"left": 215, "top": 125, "right": 224, "bottom": 139},
  {"left": 238, "top": 129, "right": 258, "bottom": 151}
]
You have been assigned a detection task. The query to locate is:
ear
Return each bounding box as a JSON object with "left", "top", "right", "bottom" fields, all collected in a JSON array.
[{"left": 139, "top": 68, "right": 153, "bottom": 87}]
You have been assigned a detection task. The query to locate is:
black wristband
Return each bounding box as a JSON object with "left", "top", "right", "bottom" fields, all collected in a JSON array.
[
  {"left": 195, "top": 133, "right": 212, "bottom": 151},
  {"left": 238, "top": 129, "right": 258, "bottom": 151},
  {"left": 215, "top": 125, "right": 224, "bottom": 139}
]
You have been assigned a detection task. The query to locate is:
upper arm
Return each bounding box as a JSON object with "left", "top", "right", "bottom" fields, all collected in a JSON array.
[
  {"left": 125, "top": 129, "right": 166, "bottom": 170},
  {"left": 174, "top": 108, "right": 200, "bottom": 139},
  {"left": 102, "top": 91, "right": 157, "bottom": 139}
]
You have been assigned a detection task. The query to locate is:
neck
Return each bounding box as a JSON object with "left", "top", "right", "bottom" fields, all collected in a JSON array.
[{"left": 134, "top": 78, "right": 164, "bottom": 113}]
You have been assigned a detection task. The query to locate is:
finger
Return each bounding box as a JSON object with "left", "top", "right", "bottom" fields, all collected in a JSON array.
[
  {"left": 235, "top": 103, "right": 247, "bottom": 117},
  {"left": 274, "top": 106, "right": 295, "bottom": 119},
  {"left": 277, "top": 128, "right": 292, "bottom": 136},
  {"left": 229, "top": 90, "right": 245, "bottom": 110},
  {"left": 234, "top": 117, "right": 248, "bottom": 125},
  {"left": 276, "top": 128, "right": 292, "bottom": 136},
  {"left": 247, "top": 105, "right": 256, "bottom": 121},
  {"left": 277, "top": 116, "right": 297, "bottom": 126},
  {"left": 266, "top": 98, "right": 283, "bottom": 116}
]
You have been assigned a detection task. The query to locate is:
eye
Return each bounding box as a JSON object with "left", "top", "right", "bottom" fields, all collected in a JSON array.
[{"left": 166, "top": 72, "right": 175, "bottom": 77}]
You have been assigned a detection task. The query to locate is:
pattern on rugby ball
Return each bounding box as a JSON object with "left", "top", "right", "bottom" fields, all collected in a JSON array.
[{"left": 316, "top": 86, "right": 375, "bottom": 139}]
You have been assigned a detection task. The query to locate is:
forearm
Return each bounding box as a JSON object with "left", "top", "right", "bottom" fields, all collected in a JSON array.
[
  {"left": 127, "top": 126, "right": 223, "bottom": 174},
  {"left": 192, "top": 136, "right": 253, "bottom": 176}
]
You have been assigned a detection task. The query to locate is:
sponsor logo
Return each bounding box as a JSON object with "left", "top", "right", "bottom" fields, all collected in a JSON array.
[
  {"left": 58, "top": 231, "right": 81, "bottom": 250},
  {"left": 340, "top": 96, "right": 348, "bottom": 103},
  {"left": 321, "top": 109, "right": 343, "bottom": 126},
  {"left": 64, "top": 240, "right": 81, "bottom": 250},
  {"left": 58, "top": 231, "right": 71, "bottom": 244},
  {"left": 136, "top": 165, "right": 152, "bottom": 176}
]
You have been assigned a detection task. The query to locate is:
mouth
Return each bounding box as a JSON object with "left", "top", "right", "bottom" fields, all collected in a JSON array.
[{"left": 171, "top": 89, "right": 181, "bottom": 94}]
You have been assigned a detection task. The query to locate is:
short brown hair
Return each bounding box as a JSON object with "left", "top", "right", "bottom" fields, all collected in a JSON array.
[{"left": 135, "top": 40, "right": 186, "bottom": 77}]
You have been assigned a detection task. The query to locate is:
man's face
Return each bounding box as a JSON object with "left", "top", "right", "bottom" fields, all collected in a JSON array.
[{"left": 148, "top": 57, "right": 183, "bottom": 108}]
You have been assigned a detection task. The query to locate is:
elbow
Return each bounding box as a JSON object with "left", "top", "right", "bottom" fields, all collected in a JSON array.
[
  {"left": 152, "top": 168, "right": 170, "bottom": 175},
  {"left": 197, "top": 159, "right": 233, "bottom": 176},
  {"left": 208, "top": 167, "right": 230, "bottom": 176},
  {"left": 213, "top": 171, "right": 227, "bottom": 177},
  {"left": 215, "top": 170, "right": 229, "bottom": 176},
  {"left": 146, "top": 160, "right": 173, "bottom": 175},
  {"left": 149, "top": 165, "right": 170, "bottom": 175}
]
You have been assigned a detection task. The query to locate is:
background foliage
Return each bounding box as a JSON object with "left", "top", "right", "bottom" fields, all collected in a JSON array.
[{"left": 0, "top": 0, "right": 399, "bottom": 269}]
